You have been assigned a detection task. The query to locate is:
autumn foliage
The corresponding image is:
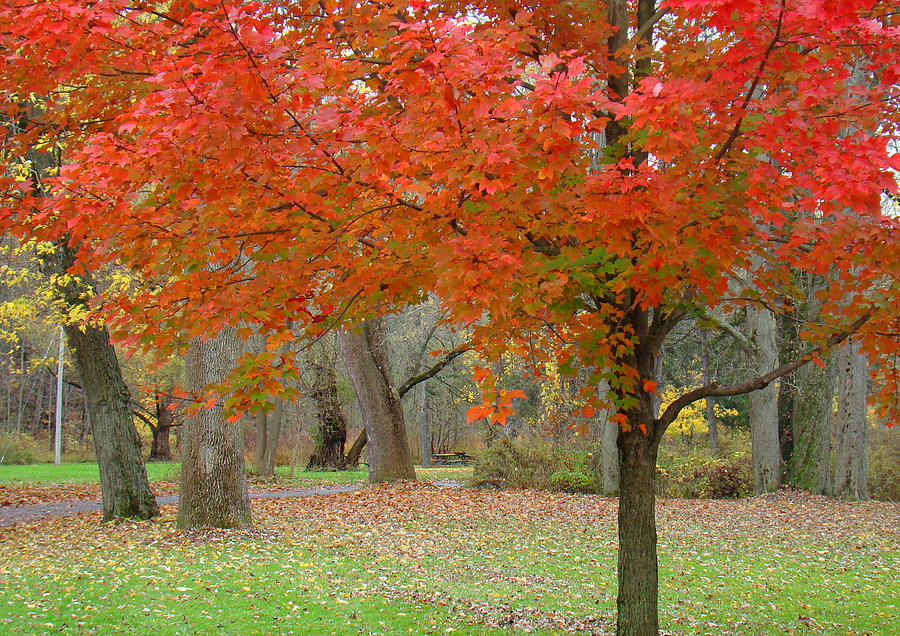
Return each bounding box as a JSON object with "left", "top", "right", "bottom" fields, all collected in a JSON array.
[{"left": 0, "top": 0, "right": 897, "bottom": 423}]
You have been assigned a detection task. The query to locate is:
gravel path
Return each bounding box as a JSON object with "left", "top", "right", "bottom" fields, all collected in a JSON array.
[{"left": 0, "top": 484, "right": 364, "bottom": 527}]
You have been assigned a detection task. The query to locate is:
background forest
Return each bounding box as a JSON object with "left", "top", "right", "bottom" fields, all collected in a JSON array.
[{"left": 0, "top": 233, "right": 895, "bottom": 502}]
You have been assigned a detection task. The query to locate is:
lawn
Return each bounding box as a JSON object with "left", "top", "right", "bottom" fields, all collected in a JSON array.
[
  {"left": 0, "top": 483, "right": 897, "bottom": 635},
  {"left": 0, "top": 463, "right": 472, "bottom": 487}
]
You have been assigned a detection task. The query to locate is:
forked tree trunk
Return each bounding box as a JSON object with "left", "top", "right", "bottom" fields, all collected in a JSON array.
[
  {"left": 307, "top": 361, "right": 348, "bottom": 470},
  {"left": 747, "top": 302, "right": 781, "bottom": 493},
  {"left": 43, "top": 243, "right": 157, "bottom": 521},
  {"left": 177, "top": 329, "right": 251, "bottom": 528},
  {"left": 149, "top": 391, "right": 175, "bottom": 462},
  {"left": 616, "top": 395, "right": 660, "bottom": 636},
  {"left": 338, "top": 318, "right": 415, "bottom": 482},
  {"left": 832, "top": 338, "right": 869, "bottom": 500}
]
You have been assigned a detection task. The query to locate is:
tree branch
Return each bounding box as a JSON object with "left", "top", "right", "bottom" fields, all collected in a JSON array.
[
  {"left": 397, "top": 344, "right": 470, "bottom": 397},
  {"left": 654, "top": 310, "right": 872, "bottom": 437}
]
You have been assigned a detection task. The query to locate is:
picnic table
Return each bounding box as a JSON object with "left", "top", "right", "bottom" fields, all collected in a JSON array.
[{"left": 431, "top": 451, "right": 473, "bottom": 466}]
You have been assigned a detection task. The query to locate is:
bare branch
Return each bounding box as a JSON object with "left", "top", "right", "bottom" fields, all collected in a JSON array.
[
  {"left": 397, "top": 344, "right": 470, "bottom": 397},
  {"left": 654, "top": 310, "right": 872, "bottom": 437}
]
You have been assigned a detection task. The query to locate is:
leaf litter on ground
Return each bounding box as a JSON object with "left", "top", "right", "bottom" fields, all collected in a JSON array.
[{"left": 0, "top": 483, "right": 897, "bottom": 635}]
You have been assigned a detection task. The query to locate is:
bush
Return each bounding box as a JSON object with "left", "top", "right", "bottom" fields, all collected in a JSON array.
[
  {"left": 473, "top": 437, "right": 600, "bottom": 493},
  {"left": 656, "top": 452, "right": 752, "bottom": 499},
  {"left": 0, "top": 432, "right": 94, "bottom": 465},
  {"left": 474, "top": 428, "right": 755, "bottom": 499},
  {"left": 550, "top": 470, "right": 599, "bottom": 494},
  {"left": 656, "top": 427, "right": 753, "bottom": 499},
  {"left": 869, "top": 427, "right": 900, "bottom": 502}
]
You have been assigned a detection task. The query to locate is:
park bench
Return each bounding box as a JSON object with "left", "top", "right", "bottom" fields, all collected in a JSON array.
[{"left": 431, "top": 451, "right": 474, "bottom": 466}]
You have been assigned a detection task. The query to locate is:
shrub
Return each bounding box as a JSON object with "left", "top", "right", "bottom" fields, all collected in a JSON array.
[
  {"left": 869, "top": 427, "right": 900, "bottom": 502},
  {"left": 550, "top": 470, "right": 599, "bottom": 494},
  {"left": 656, "top": 441, "right": 753, "bottom": 499},
  {"left": 473, "top": 437, "right": 558, "bottom": 490},
  {"left": 0, "top": 432, "right": 94, "bottom": 465},
  {"left": 474, "top": 437, "right": 600, "bottom": 493}
]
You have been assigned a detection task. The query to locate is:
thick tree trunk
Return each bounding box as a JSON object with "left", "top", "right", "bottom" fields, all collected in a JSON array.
[
  {"left": 307, "top": 361, "right": 348, "bottom": 470},
  {"left": 832, "top": 338, "right": 869, "bottom": 500},
  {"left": 747, "top": 303, "right": 781, "bottom": 494},
  {"left": 177, "top": 329, "right": 251, "bottom": 528},
  {"left": 42, "top": 243, "right": 157, "bottom": 521},
  {"left": 616, "top": 397, "right": 660, "bottom": 636},
  {"left": 338, "top": 318, "right": 415, "bottom": 482},
  {"left": 789, "top": 358, "right": 832, "bottom": 494}
]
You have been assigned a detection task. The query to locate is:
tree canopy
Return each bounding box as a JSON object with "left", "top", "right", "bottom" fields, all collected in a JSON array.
[{"left": 1, "top": 0, "right": 897, "bottom": 423}]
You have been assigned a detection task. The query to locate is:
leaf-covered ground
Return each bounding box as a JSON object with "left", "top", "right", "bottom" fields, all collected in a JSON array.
[{"left": 1, "top": 483, "right": 897, "bottom": 635}]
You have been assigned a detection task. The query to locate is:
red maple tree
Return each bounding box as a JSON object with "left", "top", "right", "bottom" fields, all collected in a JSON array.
[{"left": 2, "top": 1, "right": 898, "bottom": 633}]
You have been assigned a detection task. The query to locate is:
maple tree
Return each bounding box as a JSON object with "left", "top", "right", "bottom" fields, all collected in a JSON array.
[{"left": 1, "top": 0, "right": 899, "bottom": 633}]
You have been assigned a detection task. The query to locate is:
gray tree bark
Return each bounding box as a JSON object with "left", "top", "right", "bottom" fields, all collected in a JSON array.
[
  {"left": 790, "top": 356, "right": 833, "bottom": 494},
  {"left": 261, "top": 399, "right": 283, "bottom": 475},
  {"left": 831, "top": 338, "right": 869, "bottom": 500},
  {"left": 177, "top": 328, "right": 251, "bottom": 528},
  {"left": 338, "top": 317, "right": 415, "bottom": 482},
  {"left": 597, "top": 379, "right": 619, "bottom": 496},
  {"left": 419, "top": 382, "right": 432, "bottom": 467},
  {"left": 42, "top": 243, "right": 157, "bottom": 521},
  {"left": 700, "top": 331, "right": 721, "bottom": 456},
  {"left": 254, "top": 410, "right": 267, "bottom": 474},
  {"left": 747, "top": 302, "right": 781, "bottom": 494}
]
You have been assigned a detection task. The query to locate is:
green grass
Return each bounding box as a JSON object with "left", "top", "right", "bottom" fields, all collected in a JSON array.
[
  {"left": 0, "top": 462, "right": 472, "bottom": 487},
  {"left": 0, "top": 462, "right": 180, "bottom": 484},
  {"left": 0, "top": 495, "right": 896, "bottom": 635}
]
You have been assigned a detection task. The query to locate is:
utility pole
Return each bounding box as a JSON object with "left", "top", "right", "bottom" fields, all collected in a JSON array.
[{"left": 54, "top": 326, "right": 64, "bottom": 466}]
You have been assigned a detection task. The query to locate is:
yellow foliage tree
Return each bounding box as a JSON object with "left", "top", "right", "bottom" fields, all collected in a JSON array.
[{"left": 659, "top": 385, "right": 737, "bottom": 440}]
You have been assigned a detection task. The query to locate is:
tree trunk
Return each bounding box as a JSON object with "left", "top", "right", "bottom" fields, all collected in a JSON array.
[
  {"left": 699, "top": 332, "right": 721, "bottom": 456},
  {"left": 177, "top": 329, "right": 251, "bottom": 528},
  {"left": 419, "top": 382, "right": 432, "bottom": 467},
  {"left": 307, "top": 360, "right": 348, "bottom": 470},
  {"left": 616, "top": 397, "right": 660, "bottom": 636},
  {"left": 597, "top": 379, "right": 619, "bottom": 496},
  {"left": 345, "top": 427, "right": 367, "bottom": 467},
  {"left": 789, "top": 358, "right": 832, "bottom": 494},
  {"left": 831, "top": 338, "right": 869, "bottom": 500},
  {"left": 149, "top": 391, "right": 175, "bottom": 462},
  {"left": 747, "top": 303, "right": 781, "bottom": 494},
  {"left": 254, "top": 410, "right": 268, "bottom": 474},
  {"left": 42, "top": 242, "right": 157, "bottom": 521},
  {"left": 338, "top": 318, "right": 415, "bottom": 483},
  {"left": 261, "top": 398, "right": 283, "bottom": 475}
]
